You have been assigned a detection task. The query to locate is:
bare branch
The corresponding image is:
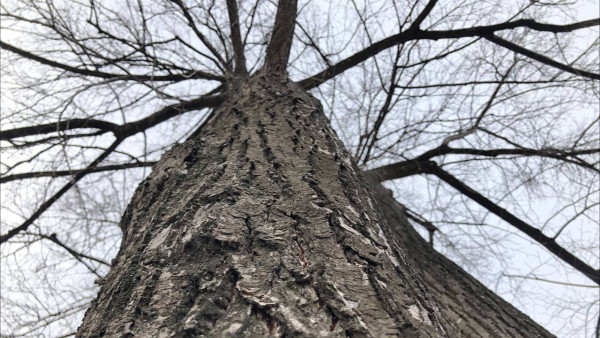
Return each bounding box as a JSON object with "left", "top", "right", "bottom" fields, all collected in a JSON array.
[
  {"left": 170, "top": 0, "right": 229, "bottom": 69},
  {"left": 0, "top": 91, "right": 224, "bottom": 243},
  {"left": 395, "top": 78, "right": 585, "bottom": 89},
  {"left": 296, "top": 21, "right": 331, "bottom": 67},
  {"left": 366, "top": 159, "right": 436, "bottom": 182},
  {"left": 31, "top": 232, "right": 111, "bottom": 277},
  {"left": 114, "top": 94, "right": 225, "bottom": 139},
  {"left": 1, "top": 119, "right": 119, "bottom": 141},
  {"left": 264, "top": 0, "right": 298, "bottom": 73},
  {"left": 442, "top": 64, "right": 514, "bottom": 146},
  {"left": 503, "top": 274, "right": 599, "bottom": 288},
  {"left": 226, "top": 0, "right": 247, "bottom": 75},
  {"left": 358, "top": 47, "right": 403, "bottom": 163},
  {"left": 418, "top": 18, "right": 600, "bottom": 39},
  {"left": 298, "top": 18, "right": 600, "bottom": 89},
  {"left": 407, "top": 0, "right": 438, "bottom": 31},
  {"left": 0, "top": 41, "right": 224, "bottom": 82},
  {"left": 368, "top": 145, "right": 599, "bottom": 181},
  {"left": 485, "top": 34, "right": 599, "bottom": 80},
  {"left": 404, "top": 207, "right": 438, "bottom": 246},
  {"left": 367, "top": 161, "right": 600, "bottom": 285},
  {"left": 438, "top": 147, "right": 599, "bottom": 172},
  {"left": 0, "top": 161, "right": 156, "bottom": 184},
  {"left": 2, "top": 94, "right": 224, "bottom": 142},
  {"left": 0, "top": 139, "right": 123, "bottom": 244}
]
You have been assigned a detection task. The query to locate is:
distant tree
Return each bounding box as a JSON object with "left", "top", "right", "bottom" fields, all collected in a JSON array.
[{"left": 1, "top": 0, "right": 598, "bottom": 336}]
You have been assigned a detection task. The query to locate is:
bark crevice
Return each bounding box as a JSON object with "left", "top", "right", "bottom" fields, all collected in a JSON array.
[{"left": 78, "top": 75, "right": 550, "bottom": 337}]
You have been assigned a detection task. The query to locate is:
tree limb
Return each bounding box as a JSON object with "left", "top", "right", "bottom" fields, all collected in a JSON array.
[
  {"left": 264, "top": 0, "right": 298, "bottom": 73},
  {"left": 366, "top": 159, "right": 437, "bottom": 182},
  {"left": 226, "top": 0, "right": 247, "bottom": 75},
  {"left": 1, "top": 94, "right": 225, "bottom": 142},
  {"left": 170, "top": 0, "right": 229, "bottom": 69},
  {"left": 0, "top": 161, "right": 156, "bottom": 184},
  {"left": 367, "top": 161, "right": 600, "bottom": 285},
  {"left": 114, "top": 94, "right": 225, "bottom": 139},
  {"left": 368, "top": 145, "right": 600, "bottom": 177},
  {"left": 0, "top": 41, "right": 224, "bottom": 82},
  {"left": 419, "top": 18, "right": 600, "bottom": 38},
  {"left": 485, "top": 34, "right": 599, "bottom": 80},
  {"left": 438, "top": 147, "right": 600, "bottom": 172},
  {"left": 395, "top": 78, "right": 584, "bottom": 89},
  {"left": 502, "top": 274, "right": 599, "bottom": 288},
  {"left": 1, "top": 119, "right": 119, "bottom": 141},
  {"left": 298, "top": 18, "right": 600, "bottom": 89},
  {"left": 0, "top": 93, "right": 224, "bottom": 243},
  {"left": 407, "top": 0, "right": 438, "bottom": 31},
  {"left": 35, "top": 233, "right": 111, "bottom": 277},
  {"left": 0, "top": 139, "right": 123, "bottom": 244}
]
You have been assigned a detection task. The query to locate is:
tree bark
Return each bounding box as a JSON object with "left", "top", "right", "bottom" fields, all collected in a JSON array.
[
  {"left": 77, "top": 75, "right": 552, "bottom": 337},
  {"left": 365, "top": 176, "right": 554, "bottom": 337}
]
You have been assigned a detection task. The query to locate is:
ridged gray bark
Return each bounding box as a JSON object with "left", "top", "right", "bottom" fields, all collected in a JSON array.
[
  {"left": 77, "top": 75, "right": 553, "bottom": 337},
  {"left": 367, "top": 177, "right": 554, "bottom": 337}
]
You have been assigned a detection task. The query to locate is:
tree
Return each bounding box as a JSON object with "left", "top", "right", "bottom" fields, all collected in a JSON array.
[{"left": 0, "top": 0, "right": 598, "bottom": 336}]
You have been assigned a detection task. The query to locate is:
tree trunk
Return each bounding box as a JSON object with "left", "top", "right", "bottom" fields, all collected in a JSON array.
[
  {"left": 365, "top": 177, "right": 554, "bottom": 337},
  {"left": 77, "top": 75, "right": 552, "bottom": 337}
]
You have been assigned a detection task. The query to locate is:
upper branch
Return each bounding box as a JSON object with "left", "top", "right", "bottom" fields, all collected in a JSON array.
[
  {"left": 485, "top": 34, "right": 599, "bottom": 80},
  {"left": 40, "top": 233, "right": 110, "bottom": 267},
  {"left": 366, "top": 161, "right": 600, "bottom": 285},
  {"left": 366, "top": 145, "right": 599, "bottom": 180},
  {"left": 1, "top": 94, "right": 225, "bottom": 142},
  {"left": 1, "top": 119, "right": 118, "bottom": 141},
  {"left": 0, "top": 161, "right": 156, "bottom": 184},
  {"left": 0, "top": 41, "right": 224, "bottom": 82},
  {"left": 170, "top": 0, "right": 229, "bottom": 70},
  {"left": 439, "top": 146, "right": 599, "bottom": 172},
  {"left": 264, "top": 0, "right": 298, "bottom": 74},
  {"left": 298, "top": 18, "right": 600, "bottom": 89},
  {"left": 407, "top": 0, "right": 438, "bottom": 31},
  {"left": 226, "top": 0, "right": 247, "bottom": 75},
  {"left": 114, "top": 94, "right": 225, "bottom": 139},
  {"left": 0, "top": 139, "right": 123, "bottom": 245},
  {"left": 419, "top": 18, "right": 600, "bottom": 38},
  {"left": 428, "top": 165, "right": 600, "bottom": 285},
  {"left": 0, "top": 93, "right": 224, "bottom": 243}
]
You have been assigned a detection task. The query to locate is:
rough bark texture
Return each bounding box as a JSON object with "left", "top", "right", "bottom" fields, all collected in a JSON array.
[
  {"left": 366, "top": 177, "right": 554, "bottom": 338},
  {"left": 77, "top": 76, "right": 454, "bottom": 337}
]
